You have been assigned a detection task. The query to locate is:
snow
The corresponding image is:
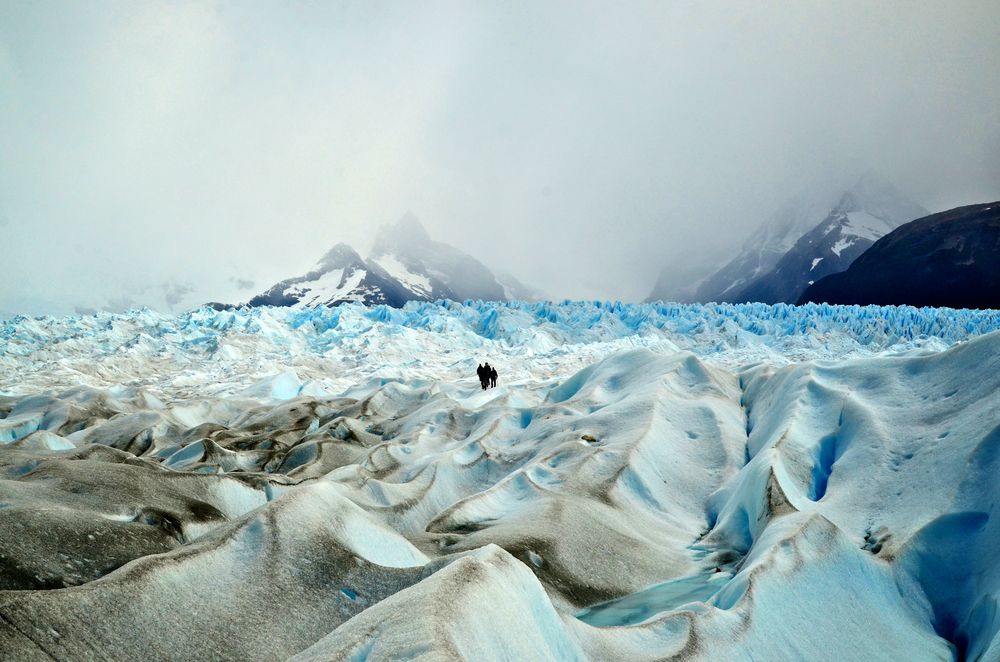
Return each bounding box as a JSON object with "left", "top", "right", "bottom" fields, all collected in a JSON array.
[
  {"left": 370, "top": 254, "right": 433, "bottom": 296},
  {"left": 830, "top": 235, "right": 856, "bottom": 256},
  {"left": 844, "top": 210, "right": 895, "bottom": 241},
  {"left": 2, "top": 301, "right": 1000, "bottom": 659},
  {"left": 282, "top": 267, "right": 368, "bottom": 307},
  {"left": 810, "top": 257, "right": 824, "bottom": 270},
  {"left": 719, "top": 278, "right": 743, "bottom": 296},
  {"left": 746, "top": 193, "right": 840, "bottom": 256}
]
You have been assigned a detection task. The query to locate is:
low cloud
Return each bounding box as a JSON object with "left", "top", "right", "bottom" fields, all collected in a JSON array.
[{"left": 2, "top": 2, "right": 998, "bottom": 313}]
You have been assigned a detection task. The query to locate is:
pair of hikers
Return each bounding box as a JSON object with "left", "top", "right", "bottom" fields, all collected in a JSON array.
[{"left": 477, "top": 362, "right": 498, "bottom": 390}]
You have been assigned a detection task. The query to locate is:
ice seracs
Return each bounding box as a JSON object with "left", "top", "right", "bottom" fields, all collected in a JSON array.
[{"left": 5, "top": 300, "right": 1000, "bottom": 399}]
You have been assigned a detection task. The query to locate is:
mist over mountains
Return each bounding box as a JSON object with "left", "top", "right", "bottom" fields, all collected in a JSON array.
[
  {"left": 150, "top": 172, "right": 1000, "bottom": 314},
  {"left": 4, "top": 2, "right": 1000, "bottom": 317},
  {"left": 7, "top": 170, "right": 997, "bottom": 318},
  {"left": 649, "top": 174, "right": 929, "bottom": 304},
  {"left": 230, "top": 171, "right": 997, "bottom": 314},
  {"left": 233, "top": 214, "right": 540, "bottom": 310}
]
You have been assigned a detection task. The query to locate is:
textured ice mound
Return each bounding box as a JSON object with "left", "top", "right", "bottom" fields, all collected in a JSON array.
[{"left": 2, "top": 302, "right": 1000, "bottom": 660}]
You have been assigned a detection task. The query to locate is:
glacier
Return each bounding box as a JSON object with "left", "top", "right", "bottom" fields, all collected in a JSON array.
[{"left": 1, "top": 301, "right": 999, "bottom": 661}]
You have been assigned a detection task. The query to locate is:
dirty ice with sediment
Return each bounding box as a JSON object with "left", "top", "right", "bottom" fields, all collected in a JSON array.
[{"left": 1, "top": 300, "right": 999, "bottom": 661}]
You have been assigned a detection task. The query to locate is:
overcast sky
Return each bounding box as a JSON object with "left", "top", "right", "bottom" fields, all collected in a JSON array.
[{"left": 2, "top": 1, "right": 999, "bottom": 315}]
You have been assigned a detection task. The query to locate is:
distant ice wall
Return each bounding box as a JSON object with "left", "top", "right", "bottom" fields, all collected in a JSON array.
[{"left": 3, "top": 301, "right": 998, "bottom": 397}]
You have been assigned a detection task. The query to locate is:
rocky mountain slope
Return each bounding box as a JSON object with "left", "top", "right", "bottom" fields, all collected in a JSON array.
[
  {"left": 671, "top": 193, "right": 838, "bottom": 303},
  {"left": 247, "top": 243, "right": 416, "bottom": 308},
  {"left": 799, "top": 201, "right": 1000, "bottom": 309},
  {"left": 659, "top": 175, "right": 927, "bottom": 304},
  {"left": 733, "top": 175, "right": 928, "bottom": 304}
]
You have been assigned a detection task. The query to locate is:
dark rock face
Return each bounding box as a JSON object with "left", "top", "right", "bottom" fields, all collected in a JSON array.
[{"left": 798, "top": 202, "right": 1000, "bottom": 309}]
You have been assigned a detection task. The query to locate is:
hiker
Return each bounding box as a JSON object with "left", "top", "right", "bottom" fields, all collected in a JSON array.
[
  {"left": 476, "top": 363, "right": 487, "bottom": 390},
  {"left": 482, "top": 362, "right": 492, "bottom": 390},
  {"left": 490, "top": 365, "right": 498, "bottom": 388}
]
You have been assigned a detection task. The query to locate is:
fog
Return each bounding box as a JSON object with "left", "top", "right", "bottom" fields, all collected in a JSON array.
[{"left": 2, "top": 1, "right": 999, "bottom": 315}]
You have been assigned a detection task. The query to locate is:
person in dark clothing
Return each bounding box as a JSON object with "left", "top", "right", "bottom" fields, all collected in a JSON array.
[
  {"left": 482, "top": 362, "right": 492, "bottom": 390},
  {"left": 477, "top": 363, "right": 487, "bottom": 390},
  {"left": 490, "top": 365, "right": 498, "bottom": 388}
]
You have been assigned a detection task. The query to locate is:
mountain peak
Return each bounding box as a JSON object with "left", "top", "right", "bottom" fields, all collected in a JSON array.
[
  {"left": 851, "top": 170, "right": 896, "bottom": 194},
  {"left": 834, "top": 172, "right": 927, "bottom": 222},
  {"left": 685, "top": 173, "right": 928, "bottom": 304},
  {"left": 244, "top": 212, "right": 514, "bottom": 309},
  {"left": 314, "top": 243, "right": 364, "bottom": 272},
  {"left": 373, "top": 212, "right": 432, "bottom": 255}
]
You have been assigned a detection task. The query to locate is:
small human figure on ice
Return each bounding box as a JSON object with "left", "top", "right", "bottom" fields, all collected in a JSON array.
[{"left": 476, "top": 362, "right": 498, "bottom": 389}]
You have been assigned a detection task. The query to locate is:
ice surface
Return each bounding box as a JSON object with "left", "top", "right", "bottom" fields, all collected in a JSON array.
[
  {"left": 3, "top": 300, "right": 998, "bottom": 400},
  {"left": 2, "top": 301, "right": 1000, "bottom": 660}
]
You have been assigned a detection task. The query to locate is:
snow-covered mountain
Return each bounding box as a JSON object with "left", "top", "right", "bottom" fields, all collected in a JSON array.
[
  {"left": 244, "top": 214, "right": 520, "bottom": 308},
  {"left": 734, "top": 175, "right": 928, "bottom": 304},
  {"left": 667, "top": 174, "right": 927, "bottom": 304},
  {"left": 368, "top": 213, "right": 507, "bottom": 302},
  {"left": 3, "top": 301, "right": 1000, "bottom": 659},
  {"left": 247, "top": 243, "right": 415, "bottom": 308},
  {"left": 800, "top": 200, "right": 1000, "bottom": 308},
  {"left": 672, "top": 192, "right": 840, "bottom": 303}
]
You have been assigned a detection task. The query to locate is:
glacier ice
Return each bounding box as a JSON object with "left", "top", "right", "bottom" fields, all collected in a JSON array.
[
  {"left": 3, "top": 300, "right": 998, "bottom": 400},
  {"left": 1, "top": 301, "right": 999, "bottom": 660}
]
